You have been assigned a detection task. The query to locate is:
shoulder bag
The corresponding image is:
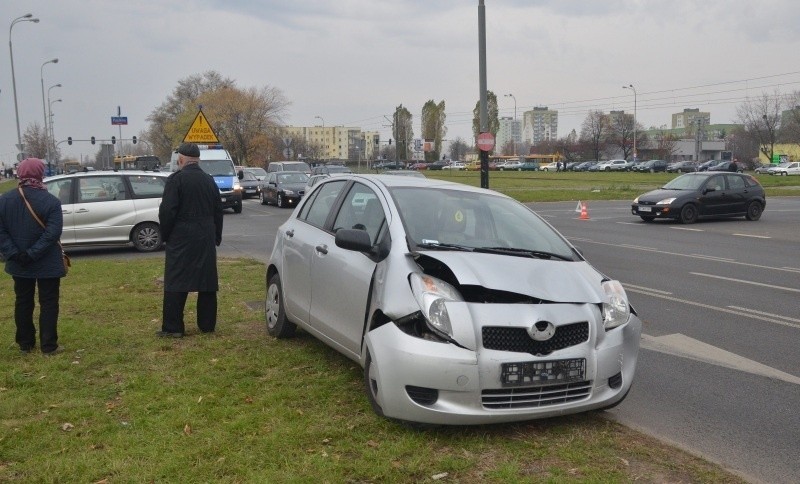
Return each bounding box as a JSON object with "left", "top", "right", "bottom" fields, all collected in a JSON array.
[{"left": 17, "top": 187, "right": 71, "bottom": 274}]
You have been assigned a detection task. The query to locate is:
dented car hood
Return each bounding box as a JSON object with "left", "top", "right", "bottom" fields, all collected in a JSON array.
[{"left": 417, "top": 251, "right": 606, "bottom": 304}]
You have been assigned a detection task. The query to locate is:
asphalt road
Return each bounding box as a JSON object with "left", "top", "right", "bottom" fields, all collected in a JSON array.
[{"left": 68, "top": 195, "right": 800, "bottom": 483}]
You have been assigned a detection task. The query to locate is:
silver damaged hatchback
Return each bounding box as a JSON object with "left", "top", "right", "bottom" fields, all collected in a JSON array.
[{"left": 266, "top": 175, "right": 642, "bottom": 425}]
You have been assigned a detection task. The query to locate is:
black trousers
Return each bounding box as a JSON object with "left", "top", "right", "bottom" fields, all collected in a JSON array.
[
  {"left": 13, "top": 276, "right": 60, "bottom": 353},
  {"left": 162, "top": 291, "right": 217, "bottom": 334}
]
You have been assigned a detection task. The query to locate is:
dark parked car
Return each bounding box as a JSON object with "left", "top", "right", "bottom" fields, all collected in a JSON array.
[
  {"left": 707, "top": 161, "right": 744, "bottom": 173},
  {"left": 373, "top": 160, "right": 405, "bottom": 170},
  {"left": 260, "top": 171, "right": 309, "bottom": 208},
  {"left": 426, "top": 160, "right": 450, "bottom": 170},
  {"left": 633, "top": 159, "right": 668, "bottom": 173},
  {"left": 573, "top": 161, "right": 599, "bottom": 171},
  {"left": 631, "top": 172, "right": 765, "bottom": 224},
  {"left": 696, "top": 160, "right": 718, "bottom": 172},
  {"left": 666, "top": 161, "right": 698, "bottom": 173}
]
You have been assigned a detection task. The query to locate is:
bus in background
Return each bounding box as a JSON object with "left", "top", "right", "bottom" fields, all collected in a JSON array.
[{"left": 113, "top": 155, "right": 161, "bottom": 171}]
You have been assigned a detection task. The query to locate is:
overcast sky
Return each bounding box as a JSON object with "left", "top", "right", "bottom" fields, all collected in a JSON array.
[{"left": 3, "top": 0, "right": 800, "bottom": 164}]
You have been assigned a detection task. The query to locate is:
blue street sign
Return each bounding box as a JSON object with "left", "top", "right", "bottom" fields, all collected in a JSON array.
[{"left": 111, "top": 116, "right": 128, "bottom": 125}]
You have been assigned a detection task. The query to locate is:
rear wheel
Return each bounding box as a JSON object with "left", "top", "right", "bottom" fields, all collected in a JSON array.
[
  {"left": 265, "top": 273, "right": 296, "bottom": 338},
  {"left": 745, "top": 200, "right": 763, "bottom": 221},
  {"left": 680, "top": 204, "right": 698, "bottom": 224},
  {"left": 132, "top": 222, "right": 162, "bottom": 252}
]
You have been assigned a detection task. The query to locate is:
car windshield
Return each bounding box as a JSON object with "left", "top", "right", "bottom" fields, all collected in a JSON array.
[
  {"left": 283, "top": 162, "right": 311, "bottom": 172},
  {"left": 278, "top": 173, "right": 309, "bottom": 184},
  {"left": 390, "top": 187, "right": 576, "bottom": 260},
  {"left": 199, "top": 160, "right": 235, "bottom": 176},
  {"left": 245, "top": 167, "right": 267, "bottom": 177},
  {"left": 663, "top": 174, "right": 707, "bottom": 190}
]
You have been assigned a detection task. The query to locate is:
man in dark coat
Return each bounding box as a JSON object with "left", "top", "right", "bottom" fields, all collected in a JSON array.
[
  {"left": 0, "top": 158, "right": 66, "bottom": 354},
  {"left": 158, "top": 143, "right": 224, "bottom": 337}
]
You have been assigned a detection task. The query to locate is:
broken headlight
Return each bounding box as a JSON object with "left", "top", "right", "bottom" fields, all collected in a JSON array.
[{"left": 409, "top": 273, "right": 463, "bottom": 339}]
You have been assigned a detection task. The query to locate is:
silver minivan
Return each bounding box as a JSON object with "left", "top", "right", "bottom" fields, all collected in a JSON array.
[{"left": 45, "top": 170, "right": 170, "bottom": 252}]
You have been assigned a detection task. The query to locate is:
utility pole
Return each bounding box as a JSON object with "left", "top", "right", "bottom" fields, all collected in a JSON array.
[{"left": 478, "top": 0, "right": 489, "bottom": 188}]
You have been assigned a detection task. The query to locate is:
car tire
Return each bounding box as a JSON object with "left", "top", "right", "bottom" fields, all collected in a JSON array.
[
  {"left": 679, "top": 204, "right": 698, "bottom": 224},
  {"left": 745, "top": 200, "right": 763, "bottom": 221},
  {"left": 640, "top": 216, "right": 656, "bottom": 222},
  {"left": 132, "top": 222, "right": 162, "bottom": 252},
  {"left": 277, "top": 193, "right": 284, "bottom": 208},
  {"left": 363, "top": 350, "right": 385, "bottom": 417},
  {"left": 260, "top": 191, "right": 268, "bottom": 205},
  {"left": 265, "top": 273, "right": 296, "bottom": 338},
  {"left": 233, "top": 201, "right": 242, "bottom": 214}
]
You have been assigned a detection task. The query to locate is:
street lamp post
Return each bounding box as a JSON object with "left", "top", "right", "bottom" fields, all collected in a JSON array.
[
  {"left": 47, "top": 84, "right": 62, "bottom": 171},
  {"left": 48, "top": 98, "right": 62, "bottom": 173},
  {"left": 504, "top": 93, "right": 517, "bottom": 155},
  {"left": 623, "top": 84, "right": 637, "bottom": 161},
  {"left": 9, "top": 13, "right": 40, "bottom": 159},
  {"left": 41, "top": 59, "right": 59, "bottom": 165}
]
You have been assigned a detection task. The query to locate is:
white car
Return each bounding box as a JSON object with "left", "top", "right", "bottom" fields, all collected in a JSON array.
[
  {"left": 44, "top": 170, "right": 170, "bottom": 252},
  {"left": 266, "top": 174, "right": 642, "bottom": 425},
  {"left": 540, "top": 162, "right": 558, "bottom": 171},
  {"left": 595, "top": 159, "right": 629, "bottom": 171},
  {"left": 442, "top": 161, "right": 466, "bottom": 170},
  {"left": 498, "top": 160, "right": 523, "bottom": 170},
  {"left": 769, "top": 161, "right": 800, "bottom": 176}
]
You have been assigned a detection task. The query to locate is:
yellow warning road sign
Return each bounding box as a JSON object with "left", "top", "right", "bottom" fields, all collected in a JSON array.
[{"left": 183, "top": 110, "right": 219, "bottom": 143}]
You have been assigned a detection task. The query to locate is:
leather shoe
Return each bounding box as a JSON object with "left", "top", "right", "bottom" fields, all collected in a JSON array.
[
  {"left": 19, "top": 346, "right": 34, "bottom": 354},
  {"left": 156, "top": 331, "right": 183, "bottom": 338},
  {"left": 43, "top": 346, "right": 64, "bottom": 356}
]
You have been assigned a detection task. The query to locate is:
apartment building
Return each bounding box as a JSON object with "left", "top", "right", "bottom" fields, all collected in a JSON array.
[
  {"left": 283, "top": 125, "right": 379, "bottom": 161},
  {"left": 497, "top": 117, "right": 522, "bottom": 154},
  {"left": 672, "top": 108, "right": 710, "bottom": 129},
  {"left": 522, "top": 107, "right": 558, "bottom": 146}
]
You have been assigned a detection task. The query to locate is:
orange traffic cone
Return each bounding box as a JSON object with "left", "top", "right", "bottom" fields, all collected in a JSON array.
[{"left": 579, "top": 201, "right": 590, "bottom": 220}]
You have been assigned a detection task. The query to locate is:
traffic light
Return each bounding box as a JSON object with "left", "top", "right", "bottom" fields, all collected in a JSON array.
[
  {"left": 132, "top": 136, "right": 137, "bottom": 144},
  {"left": 91, "top": 136, "right": 95, "bottom": 145},
  {"left": 67, "top": 137, "right": 72, "bottom": 145},
  {"left": 111, "top": 136, "right": 116, "bottom": 145}
]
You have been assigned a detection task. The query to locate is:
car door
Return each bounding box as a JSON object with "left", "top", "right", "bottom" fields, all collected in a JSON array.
[
  {"left": 45, "top": 178, "right": 76, "bottom": 244},
  {"left": 722, "top": 174, "right": 749, "bottom": 213},
  {"left": 280, "top": 180, "right": 347, "bottom": 326},
  {"left": 264, "top": 173, "right": 277, "bottom": 203},
  {"left": 307, "top": 182, "right": 386, "bottom": 358},
  {"left": 72, "top": 175, "right": 136, "bottom": 244},
  {"left": 699, "top": 174, "right": 728, "bottom": 216}
]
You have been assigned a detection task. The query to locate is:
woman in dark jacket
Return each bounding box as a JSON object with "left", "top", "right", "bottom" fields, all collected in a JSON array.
[{"left": 0, "top": 158, "right": 66, "bottom": 354}]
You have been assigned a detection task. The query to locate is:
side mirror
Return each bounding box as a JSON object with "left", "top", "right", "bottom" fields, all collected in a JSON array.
[{"left": 335, "top": 228, "right": 373, "bottom": 252}]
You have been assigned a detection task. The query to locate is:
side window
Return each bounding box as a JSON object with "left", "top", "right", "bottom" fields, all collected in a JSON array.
[
  {"left": 333, "top": 184, "right": 385, "bottom": 245},
  {"left": 726, "top": 175, "right": 745, "bottom": 191},
  {"left": 127, "top": 175, "right": 167, "bottom": 198},
  {"left": 300, "top": 180, "right": 346, "bottom": 228},
  {"left": 77, "top": 176, "right": 126, "bottom": 203},
  {"left": 47, "top": 179, "right": 73, "bottom": 204},
  {"left": 706, "top": 175, "right": 724, "bottom": 192}
]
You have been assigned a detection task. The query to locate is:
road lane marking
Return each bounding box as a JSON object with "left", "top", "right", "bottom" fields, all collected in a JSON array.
[
  {"left": 623, "top": 283, "right": 672, "bottom": 295},
  {"left": 732, "top": 233, "right": 771, "bottom": 239},
  {"left": 690, "top": 272, "right": 800, "bottom": 293},
  {"left": 567, "top": 237, "right": 800, "bottom": 274},
  {"left": 689, "top": 254, "right": 736, "bottom": 262},
  {"left": 640, "top": 333, "right": 800, "bottom": 385},
  {"left": 670, "top": 227, "right": 704, "bottom": 231},
  {"left": 728, "top": 306, "right": 800, "bottom": 324},
  {"left": 623, "top": 286, "right": 800, "bottom": 330}
]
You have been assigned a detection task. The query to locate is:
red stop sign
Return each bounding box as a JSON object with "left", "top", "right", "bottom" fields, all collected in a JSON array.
[{"left": 477, "top": 132, "right": 495, "bottom": 152}]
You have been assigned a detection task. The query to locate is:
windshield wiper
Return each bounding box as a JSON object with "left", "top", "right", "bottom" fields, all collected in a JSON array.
[
  {"left": 414, "top": 242, "right": 473, "bottom": 252},
  {"left": 474, "top": 246, "right": 573, "bottom": 261}
]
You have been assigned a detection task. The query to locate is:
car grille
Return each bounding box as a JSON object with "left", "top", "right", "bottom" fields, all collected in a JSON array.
[
  {"left": 482, "top": 381, "right": 592, "bottom": 409},
  {"left": 482, "top": 321, "right": 589, "bottom": 356}
]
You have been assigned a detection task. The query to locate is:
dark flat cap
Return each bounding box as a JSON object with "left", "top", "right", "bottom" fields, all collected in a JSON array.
[{"left": 177, "top": 142, "right": 200, "bottom": 158}]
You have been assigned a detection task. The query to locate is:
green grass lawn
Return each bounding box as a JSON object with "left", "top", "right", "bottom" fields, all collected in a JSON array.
[{"left": 0, "top": 258, "right": 745, "bottom": 482}]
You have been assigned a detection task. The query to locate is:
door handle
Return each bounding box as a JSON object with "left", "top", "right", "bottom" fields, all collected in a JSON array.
[
  {"left": 315, "top": 244, "right": 328, "bottom": 255},
  {"left": 286, "top": 229, "right": 294, "bottom": 237},
  {"left": 76, "top": 208, "right": 89, "bottom": 213}
]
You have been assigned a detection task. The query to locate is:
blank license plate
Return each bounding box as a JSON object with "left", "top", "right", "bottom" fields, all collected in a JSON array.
[
  {"left": 501, "top": 359, "right": 586, "bottom": 387},
  {"left": 638, "top": 206, "right": 652, "bottom": 212}
]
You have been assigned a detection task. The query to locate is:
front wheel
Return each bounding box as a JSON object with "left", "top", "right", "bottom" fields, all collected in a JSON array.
[
  {"left": 233, "top": 201, "right": 242, "bottom": 214},
  {"left": 277, "top": 193, "right": 285, "bottom": 208},
  {"left": 680, "top": 204, "right": 698, "bottom": 224},
  {"left": 745, "top": 200, "right": 763, "bottom": 221},
  {"left": 364, "top": 351, "right": 385, "bottom": 417},
  {"left": 260, "top": 191, "right": 268, "bottom": 205},
  {"left": 132, "top": 222, "right": 162, "bottom": 252},
  {"left": 265, "top": 273, "right": 296, "bottom": 338}
]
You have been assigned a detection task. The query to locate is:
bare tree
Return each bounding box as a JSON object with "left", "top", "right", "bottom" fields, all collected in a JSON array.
[
  {"left": 579, "top": 111, "right": 609, "bottom": 161},
  {"left": 736, "top": 91, "right": 783, "bottom": 163},
  {"left": 392, "top": 105, "right": 413, "bottom": 161},
  {"left": 648, "top": 129, "right": 679, "bottom": 161},
  {"left": 607, "top": 113, "right": 636, "bottom": 160},
  {"left": 780, "top": 90, "right": 800, "bottom": 143},
  {"left": 448, "top": 137, "right": 469, "bottom": 161},
  {"left": 22, "top": 122, "right": 49, "bottom": 159},
  {"left": 421, "top": 100, "right": 447, "bottom": 162}
]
